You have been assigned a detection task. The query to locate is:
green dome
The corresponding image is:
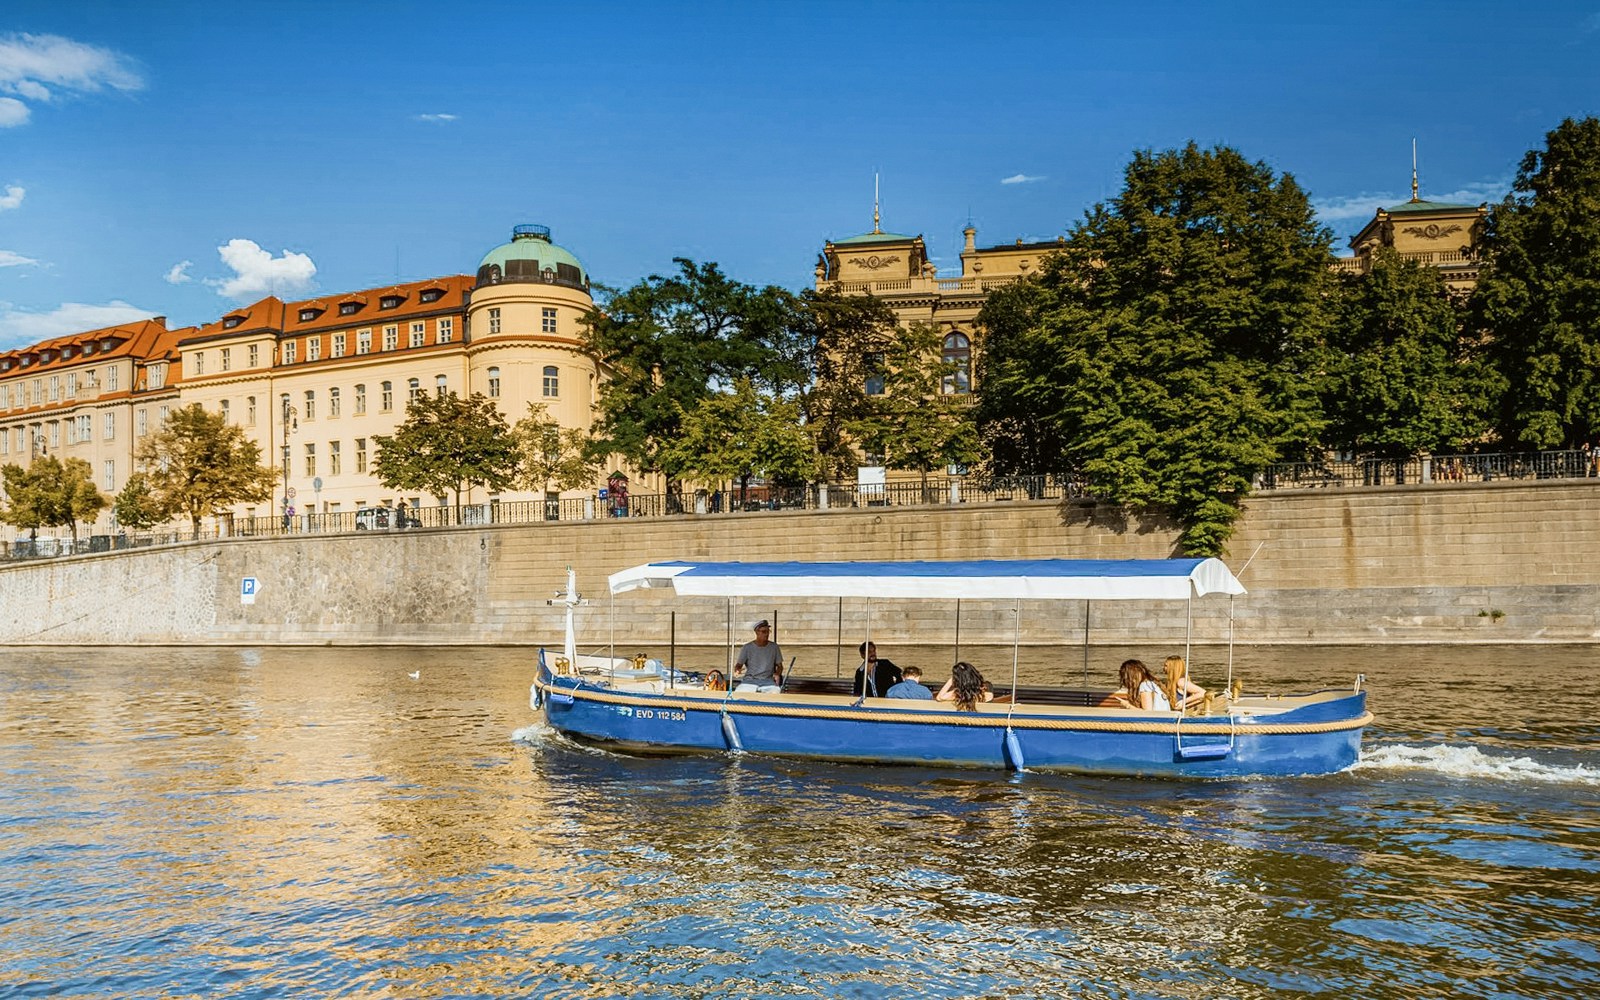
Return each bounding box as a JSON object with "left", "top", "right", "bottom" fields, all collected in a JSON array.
[{"left": 476, "top": 224, "right": 588, "bottom": 288}]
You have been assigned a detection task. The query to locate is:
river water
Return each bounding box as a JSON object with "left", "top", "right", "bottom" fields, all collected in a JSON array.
[{"left": 1, "top": 644, "right": 1596, "bottom": 999}]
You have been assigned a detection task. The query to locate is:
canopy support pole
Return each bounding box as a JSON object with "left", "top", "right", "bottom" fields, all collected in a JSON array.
[
  {"left": 835, "top": 597, "right": 843, "bottom": 678},
  {"left": 669, "top": 610, "right": 676, "bottom": 689},
  {"left": 609, "top": 587, "right": 616, "bottom": 684},
  {"left": 1185, "top": 595, "right": 1192, "bottom": 670},
  {"left": 726, "top": 599, "right": 733, "bottom": 677},
  {"left": 1010, "top": 601, "right": 1021, "bottom": 702},
  {"left": 954, "top": 599, "right": 962, "bottom": 664},
  {"left": 1081, "top": 600, "right": 1091, "bottom": 696}
]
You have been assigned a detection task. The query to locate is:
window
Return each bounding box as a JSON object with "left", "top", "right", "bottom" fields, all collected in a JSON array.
[
  {"left": 542, "top": 365, "right": 559, "bottom": 397},
  {"left": 249, "top": 344, "right": 259, "bottom": 367},
  {"left": 137, "top": 408, "right": 148, "bottom": 436},
  {"left": 383, "top": 325, "right": 398, "bottom": 351},
  {"left": 220, "top": 399, "right": 230, "bottom": 422},
  {"left": 339, "top": 302, "right": 359, "bottom": 316},
  {"left": 332, "top": 333, "right": 346, "bottom": 358},
  {"left": 380, "top": 296, "right": 402, "bottom": 310},
  {"left": 149, "top": 364, "right": 166, "bottom": 389},
  {"left": 488, "top": 367, "right": 500, "bottom": 398},
  {"left": 357, "top": 329, "right": 371, "bottom": 354},
  {"left": 103, "top": 460, "right": 114, "bottom": 491},
  {"left": 193, "top": 353, "right": 204, "bottom": 376},
  {"left": 107, "top": 365, "right": 118, "bottom": 391},
  {"left": 942, "top": 333, "right": 972, "bottom": 394},
  {"left": 409, "top": 322, "right": 426, "bottom": 348},
  {"left": 299, "top": 308, "right": 319, "bottom": 322},
  {"left": 420, "top": 288, "right": 441, "bottom": 303},
  {"left": 220, "top": 348, "right": 231, "bottom": 372},
  {"left": 354, "top": 384, "right": 366, "bottom": 415},
  {"left": 159, "top": 404, "right": 169, "bottom": 424},
  {"left": 542, "top": 307, "right": 557, "bottom": 333},
  {"left": 408, "top": 377, "right": 421, "bottom": 402},
  {"left": 329, "top": 387, "right": 341, "bottom": 417},
  {"left": 488, "top": 308, "right": 501, "bottom": 335},
  {"left": 65, "top": 417, "right": 76, "bottom": 445},
  {"left": 225, "top": 315, "right": 244, "bottom": 328},
  {"left": 29, "top": 379, "right": 39, "bottom": 405},
  {"left": 65, "top": 372, "right": 76, "bottom": 397},
  {"left": 247, "top": 396, "right": 257, "bottom": 426},
  {"left": 433, "top": 374, "right": 446, "bottom": 398},
  {"left": 437, "top": 318, "right": 453, "bottom": 343},
  {"left": 282, "top": 341, "right": 297, "bottom": 364},
  {"left": 307, "top": 337, "right": 321, "bottom": 362},
  {"left": 864, "top": 352, "right": 886, "bottom": 395},
  {"left": 48, "top": 421, "right": 59, "bottom": 448},
  {"left": 304, "top": 390, "right": 315, "bottom": 420},
  {"left": 48, "top": 375, "right": 59, "bottom": 401},
  {"left": 304, "top": 443, "right": 316, "bottom": 477},
  {"left": 104, "top": 412, "right": 115, "bottom": 440},
  {"left": 356, "top": 438, "right": 367, "bottom": 473},
  {"left": 329, "top": 440, "right": 341, "bottom": 475},
  {"left": 381, "top": 381, "right": 393, "bottom": 411}
]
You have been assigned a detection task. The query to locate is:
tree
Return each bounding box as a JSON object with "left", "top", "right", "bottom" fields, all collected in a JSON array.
[
  {"left": 0, "top": 462, "right": 47, "bottom": 539},
  {"left": 112, "top": 471, "right": 163, "bottom": 530},
  {"left": 512, "top": 403, "right": 597, "bottom": 500},
  {"left": 847, "top": 322, "right": 980, "bottom": 499},
  {"left": 372, "top": 391, "right": 520, "bottom": 519},
  {"left": 1325, "top": 249, "right": 1491, "bottom": 465},
  {"left": 660, "top": 378, "right": 815, "bottom": 506},
  {"left": 975, "top": 143, "right": 1334, "bottom": 555},
  {"left": 582, "top": 259, "right": 807, "bottom": 492},
  {"left": 136, "top": 403, "right": 277, "bottom": 538},
  {"left": 1471, "top": 116, "right": 1600, "bottom": 448},
  {"left": 796, "top": 289, "right": 901, "bottom": 481}
]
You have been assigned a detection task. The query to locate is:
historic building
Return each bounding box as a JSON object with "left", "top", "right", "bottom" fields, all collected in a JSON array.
[
  {"left": 1333, "top": 192, "right": 1487, "bottom": 292},
  {"left": 0, "top": 224, "right": 604, "bottom": 536}
]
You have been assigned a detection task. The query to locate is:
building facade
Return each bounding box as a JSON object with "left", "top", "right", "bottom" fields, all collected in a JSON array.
[{"left": 0, "top": 225, "right": 604, "bottom": 536}]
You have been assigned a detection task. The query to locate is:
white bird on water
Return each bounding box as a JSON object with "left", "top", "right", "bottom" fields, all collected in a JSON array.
[{"left": 408, "top": 671, "right": 421, "bottom": 681}]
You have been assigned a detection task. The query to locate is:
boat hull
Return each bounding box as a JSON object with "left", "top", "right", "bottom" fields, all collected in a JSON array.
[{"left": 532, "top": 653, "right": 1369, "bottom": 779}]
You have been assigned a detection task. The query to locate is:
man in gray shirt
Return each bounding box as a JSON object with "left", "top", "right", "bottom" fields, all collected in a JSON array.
[{"left": 734, "top": 619, "right": 784, "bottom": 693}]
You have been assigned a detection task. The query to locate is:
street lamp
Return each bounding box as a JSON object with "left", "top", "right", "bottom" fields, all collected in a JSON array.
[{"left": 280, "top": 394, "right": 297, "bottom": 528}]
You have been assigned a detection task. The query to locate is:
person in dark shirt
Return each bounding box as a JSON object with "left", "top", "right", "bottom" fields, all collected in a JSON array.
[{"left": 852, "top": 640, "right": 903, "bottom": 698}]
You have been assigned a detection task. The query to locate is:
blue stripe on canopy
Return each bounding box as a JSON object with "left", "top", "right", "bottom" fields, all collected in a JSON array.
[{"left": 608, "top": 558, "right": 1245, "bottom": 601}]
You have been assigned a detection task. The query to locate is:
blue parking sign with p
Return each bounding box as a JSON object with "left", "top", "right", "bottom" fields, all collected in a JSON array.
[{"left": 241, "top": 577, "right": 259, "bottom": 605}]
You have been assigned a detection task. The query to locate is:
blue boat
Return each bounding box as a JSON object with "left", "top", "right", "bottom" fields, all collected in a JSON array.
[{"left": 530, "top": 558, "right": 1372, "bottom": 779}]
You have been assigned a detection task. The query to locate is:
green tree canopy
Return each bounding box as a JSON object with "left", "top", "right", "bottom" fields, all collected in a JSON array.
[
  {"left": 0, "top": 462, "right": 48, "bottom": 539},
  {"left": 513, "top": 403, "right": 597, "bottom": 499},
  {"left": 112, "top": 471, "right": 163, "bottom": 530},
  {"left": 1325, "top": 249, "right": 1491, "bottom": 460},
  {"left": 796, "top": 288, "right": 901, "bottom": 481},
  {"left": 582, "top": 259, "right": 807, "bottom": 488},
  {"left": 975, "top": 142, "right": 1334, "bottom": 554},
  {"left": 847, "top": 321, "right": 979, "bottom": 498},
  {"left": 135, "top": 403, "right": 277, "bottom": 538},
  {"left": 372, "top": 391, "right": 520, "bottom": 518},
  {"left": 1471, "top": 115, "right": 1600, "bottom": 448},
  {"left": 660, "top": 378, "right": 814, "bottom": 505}
]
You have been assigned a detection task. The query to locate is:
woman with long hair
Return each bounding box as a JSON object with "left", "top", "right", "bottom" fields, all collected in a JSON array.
[
  {"left": 1117, "top": 659, "right": 1171, "bottom": 711},
  {"left": 936, "top": 661, "right": 993, "bottom": 711},
  {"left": 1162, "top": 655, "right": 1206, "bottom": 711}
]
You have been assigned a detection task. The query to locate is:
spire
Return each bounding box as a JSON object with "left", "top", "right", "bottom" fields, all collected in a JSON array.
[
  {"left": 1411, "top": 138, "right": 1420, "bottom": 202},
  {"left": 872, "top": 172, "right": 881, "bottom": 234}
]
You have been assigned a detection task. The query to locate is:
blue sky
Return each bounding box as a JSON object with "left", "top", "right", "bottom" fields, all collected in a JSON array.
[{"left": 2, "top": 1, "right": 1598, "bottom": 347}]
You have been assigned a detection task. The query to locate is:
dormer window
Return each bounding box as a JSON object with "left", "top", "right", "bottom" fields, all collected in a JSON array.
[
  {"left": 380, "top": 296, "right": 402, "bottom": 309},
  {"left": 339, "top": 302, "right": 360, "bottom": 316},
  {"left": 61, "top": 347, "right": 73, "bottom": 360},
  {"left": 298, "top": 309, "right": 320, "bottom": 322},
  {"left": 224, "top": 315, "right": 244, "bottom": 329},
  {"left": 41, "top": 350, "right": 53, "bottom": 363},
  {"left": 84, "top": 343, "right": 96, "bottom": 356},
  {"left": 419, "top": 288, "right": 442, "bottom": 303},
  {"left": 101, "top": 338, "right": 112, "bottom": 351}
]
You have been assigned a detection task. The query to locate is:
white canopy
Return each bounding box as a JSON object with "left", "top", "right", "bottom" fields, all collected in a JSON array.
[{"left": 607, "top": 558, "right": 1245, "bottom": 601}]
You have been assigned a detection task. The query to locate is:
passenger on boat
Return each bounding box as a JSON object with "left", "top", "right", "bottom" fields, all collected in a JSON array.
[
  {"left": 733, "top": 620, "right": 785, "bottom": 693},
  {"left": 705, "top": 669, "right": 727, "bottom": 691},
  {"left": 936, "top": 661, "right": 994, "bottom": 711},
  {"left": 1116, "top": 659, "right": 1171, "bottom": 711},
  {"left": 1162, "top": 655, "right": 1207, "bottom": 710},
  {"left": 886, "top": 665, "right": 933, "bottom": 699},
  {"left": 852, "top": 641, "right": 903, "bottom": 697}
]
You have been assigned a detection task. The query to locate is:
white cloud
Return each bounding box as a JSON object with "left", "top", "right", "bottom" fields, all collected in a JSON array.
[
  {"left": 0, "top": 32, "right": 144, "bottom": 127},
  {"left": 163, "top": 259, "right": 193, "bottom": 284},
  {"left": 207, "top": 238, "right": 316, "bottom": 299},
  {"left": 0, "top": 249, "right": 39, "bottom": 267},
  {"left": 0, "top": 97, "right": 27, "bottom": 127},
  {"left": 1001, "top": 173, "right": 1046, "bottom": 185},
  {"left": 414, "top": 112, "right": 458, "bottom": 123},
  {"left": 0, "top": 300, "right": 153, "bottom": 346},
  {"left": 1314, "top": 177, "right": 1511, "bottom": 225},
  {"left": 0, "top": 185, "right": 22, "bottom": 210}
]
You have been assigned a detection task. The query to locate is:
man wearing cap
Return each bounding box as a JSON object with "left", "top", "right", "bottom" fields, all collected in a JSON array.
[{"left": 734, "top": 619, "right": 785, "bottom": 693}]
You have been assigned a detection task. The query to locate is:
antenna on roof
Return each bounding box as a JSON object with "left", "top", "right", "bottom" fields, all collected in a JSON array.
[
  {"left": 1411, "top": 137, "right": 1420, "bottom": 202},
  {"left": 873, "top": 172, "right": 881, "bottom": 234}
]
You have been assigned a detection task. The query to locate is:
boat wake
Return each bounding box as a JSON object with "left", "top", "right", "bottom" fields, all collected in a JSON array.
[{"left": 1356, "top": 743, "right": 1600, "bottom": 785}]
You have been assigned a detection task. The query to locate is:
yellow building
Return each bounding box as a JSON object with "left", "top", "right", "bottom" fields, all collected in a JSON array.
[
  {"left": 0, "top": 224, "right": 605, "bottom": 537},
  {"left": 1334, "top": 191, "right": 1487, "bottom": 292}
]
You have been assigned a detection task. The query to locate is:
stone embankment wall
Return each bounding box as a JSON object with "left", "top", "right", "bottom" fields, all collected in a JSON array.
[{"left": 0, "top": 481, "right": 1594, "bottom": 647}]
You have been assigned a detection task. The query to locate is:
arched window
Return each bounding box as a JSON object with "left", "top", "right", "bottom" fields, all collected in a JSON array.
[
  {"left": 942, "top": 332, "right": 971, "bottom": 395},
  {"left": 408, "top": 378, "right": 422, "bottom": 402},
  {"left": 488, "top": 366, "right": 501, "bottom": 398},
  {"left": 380, "top": 381, "right": 393, "bottom": 412},
  {"left": 303, "top": 389, "right": 316, "bottom": 420},
  {"left": 329, "top": 386, "right": 341, "bottom": 417},
  {"left": 542, "top": 365, "right": 559, "bottom": 398},
  {"left": 435, "top": 374, "right": 447, "bottom": 398}
]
